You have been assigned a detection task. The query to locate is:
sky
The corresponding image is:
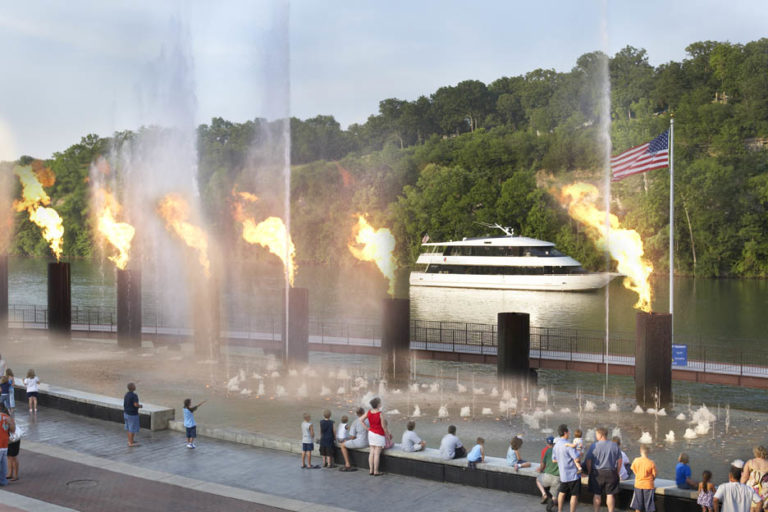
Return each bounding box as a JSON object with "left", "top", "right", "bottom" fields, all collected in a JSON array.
[{"left": 0, "top": 0, "right": 766, "bottom": 160}]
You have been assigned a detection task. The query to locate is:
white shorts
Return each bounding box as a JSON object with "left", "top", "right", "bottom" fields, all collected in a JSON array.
[{"left": 368, "top": 432, "right": 386, "bottom": 447}]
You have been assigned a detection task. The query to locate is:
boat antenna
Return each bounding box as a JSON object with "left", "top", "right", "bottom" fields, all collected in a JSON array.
[{"left": 475, "top": 222, "right": 514, "bottom": 236}]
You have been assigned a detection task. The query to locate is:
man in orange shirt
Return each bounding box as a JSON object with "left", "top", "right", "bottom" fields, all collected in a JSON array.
[
  {"left": 0, "top": 402, "right": 16, "bottom": 487},
  {"left": 629, "top": 444, "right": 657, "bottom": 512}
]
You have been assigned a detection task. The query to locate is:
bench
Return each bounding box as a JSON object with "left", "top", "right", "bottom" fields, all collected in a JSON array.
[{"left": 12, "top": 383, "right": 175, "bottom": 431}]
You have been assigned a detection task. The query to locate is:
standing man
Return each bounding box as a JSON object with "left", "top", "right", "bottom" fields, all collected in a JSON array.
[
  {"left": 123, "top": 382, "right": 142, "bottom": 447},
  {"left": 714, "top": 466, "right": 759, "bottom": 512},
  {"left": 536, "top": 436, "right": 561, "bottom": 507},
  {"left": 584, "top": 427, "right": 622, "bottom": 512},
  {"left": 552, "top": 424, "right": 583, "bottom": 512},
  {"left": 0, "top": 402, "right": 15, "bottom": 486}
]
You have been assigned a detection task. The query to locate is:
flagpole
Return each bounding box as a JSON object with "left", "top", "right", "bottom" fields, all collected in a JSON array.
[{"left": 669, "top": 117, "right": 674, "bottom": 339}]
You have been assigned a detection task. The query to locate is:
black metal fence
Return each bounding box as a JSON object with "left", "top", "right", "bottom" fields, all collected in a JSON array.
[{"left": 7, "top": 303, "right": 768, "bottom": 376}]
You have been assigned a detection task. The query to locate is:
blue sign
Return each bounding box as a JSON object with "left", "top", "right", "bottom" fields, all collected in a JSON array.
[{"left": 672, "top": 344, "right": 688, "bottom": 367}]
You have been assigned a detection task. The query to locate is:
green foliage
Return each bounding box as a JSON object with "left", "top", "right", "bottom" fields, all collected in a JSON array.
[{"left": 5, "top": 38, "right": 768, "bottom": 280}]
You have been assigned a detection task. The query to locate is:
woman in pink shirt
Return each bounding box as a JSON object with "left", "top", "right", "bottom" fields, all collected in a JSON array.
[{"left": 361, "top": 397, "right": 389, "bottom": 476}]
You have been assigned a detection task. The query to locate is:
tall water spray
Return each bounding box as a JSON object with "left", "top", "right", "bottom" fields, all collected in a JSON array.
[{"left": 599, "top": 0, "right": 613, "bottom": 390}]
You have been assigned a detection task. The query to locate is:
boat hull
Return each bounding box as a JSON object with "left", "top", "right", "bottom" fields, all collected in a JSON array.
[{"left": 409, "top": 271, "right": 616, "bottom": 292}]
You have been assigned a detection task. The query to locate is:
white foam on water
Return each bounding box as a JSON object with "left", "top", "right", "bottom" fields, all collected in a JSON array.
[
  {"left": 457, "top": 383, "right": 467, "bottom": 393},
  {"left": 412, "top": 405, "right": 421, "bottom": 417},
  {"left": 634, "top": 405, "right": 644, "bottom": 414},
  {"left": 490, "top": 387, "right": 499, "bottom": 397},
  {"left": 482, "top": 408, "right": 493, "bottom": 415},
  {"left": 665, "top": 430, "right": 676, "bottom": 442},
  {"left": 638, "top": 432, "right": 653, "bottom": 444},
  {"left": 438, "top": 405, "right": 449, "bottom": 418},
  {"left": 320, "top": 386, "right": 331, "bottom": 396},
  {"left": 460, "top": 406, "right": 471, "bottom": 417},
  {"left": 560, "top": 407, "right": 571, "bottom": 414},
  {"left": 684, "top": 428, "right": 697, "bottom": 440},
  {"left": 657, "top": 408, "right": 667, "bottom": 416},
  {"left": 609, "top": 403, "right": 619, "bottom": 412},
  {"left": 584, "top": 400, "right": 596, "bottom": 412},
  {"left": 676, "top": 413, "right": 687, "bottom": 421}
]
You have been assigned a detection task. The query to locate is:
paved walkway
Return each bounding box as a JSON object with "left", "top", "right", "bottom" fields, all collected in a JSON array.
[{"left": 1, "top": 408, "right": 545, "bottom": 512}]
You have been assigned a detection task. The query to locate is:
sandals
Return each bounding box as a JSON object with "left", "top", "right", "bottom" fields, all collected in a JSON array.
[{"left": 339, "top": 467, "right": 357, "bottom": 472}]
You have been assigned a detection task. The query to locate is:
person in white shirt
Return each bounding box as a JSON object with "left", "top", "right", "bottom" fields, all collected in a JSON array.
[
  {"left": 23, "top": 369, "right": 40, "bottom": 413},
  {"left": 336, "top": 415, "right": 350, "bottom": 443},
  {"left": 439, "top": 425, "right": 465, "bottom": 460},
  {"left": 401, "top": 421, "right": 426, "bottom": 452},
  {"left": 714, "top": 466, "right": 759, "bottom": 512}
]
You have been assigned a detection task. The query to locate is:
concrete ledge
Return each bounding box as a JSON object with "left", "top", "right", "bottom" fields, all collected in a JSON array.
[
  {"left": 171, "top": 422, "right": 699, "bottom": 511},
  {"left": 13, "top": 383, "right": 174, "bottom": 431}
]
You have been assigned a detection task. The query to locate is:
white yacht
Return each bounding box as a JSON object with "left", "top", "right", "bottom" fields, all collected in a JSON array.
[{"left": 409, "top": 225, "right": 616, "bottom": 292}]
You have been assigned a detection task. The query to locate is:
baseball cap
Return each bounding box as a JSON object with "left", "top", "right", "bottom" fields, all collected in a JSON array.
[
  {"left": 546, "top": 436, "right": 555, "bottom": 444},
  {"left": 731, "top": 459, "right": 745, "bottom": 469}
]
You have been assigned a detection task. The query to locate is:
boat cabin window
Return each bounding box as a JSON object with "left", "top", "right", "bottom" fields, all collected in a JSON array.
[
  {"left": 424, "top": 265, "right": 586, "bottom": 275},
  {"left": 441, "top": 246, "right": 562, "bottom": 257}
]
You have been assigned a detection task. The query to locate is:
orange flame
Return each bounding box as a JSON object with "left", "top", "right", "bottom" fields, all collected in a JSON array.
[
  {"left": 13, "top": 164, "right": 64, "bottom": 260},
  {"left": 95, "top": 190, "right": 135, "bottom": 270},
  {"left": 348, "top": 215, "right": 396, "bottom": 296},
  {"left": 232, "top": 192, "right": 297, "bottom": 286},
  {"left": 558, "top": 183, "right": 653, "bottom": 311},
  {"left": 242, "top": 216, "right": 297, "bottom": 286},
  {"left": 157, "top": 194, "right": 211, "bottom": 277}
]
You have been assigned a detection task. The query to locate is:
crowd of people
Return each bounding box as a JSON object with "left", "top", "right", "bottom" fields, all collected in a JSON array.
[
  {"left": 3, "top": 352, "right": 768, "bottom": 512},
  {"left": 0, "top": 352, "right": 42, "bottom": 487},
  {"left": 297, "top": 397, "right": 768, "bottom": 512}
]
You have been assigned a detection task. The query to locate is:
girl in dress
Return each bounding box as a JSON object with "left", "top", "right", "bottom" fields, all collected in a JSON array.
[
  {"left": 360, "top": 397, "right": 389, "bottom": 476},
  {"left": 696, "top": 470, "right": 714, "bottom": 512}
]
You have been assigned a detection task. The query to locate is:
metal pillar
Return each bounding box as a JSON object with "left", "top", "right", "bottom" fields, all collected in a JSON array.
[
  {"left": 47, "top": 262, "right": 71, "bottom": 339},
  {"left": 497, "top": 312, "right": 533, "bottom": 389},
  {"left": 381, "top": 298, "right": 410, "bottom": 386},
  {"left": 635, "top": 311, "right": 672, "bottom": 408},
  {"left": 283, "top": 287, "right": 309, "bottom": 364},
  {"left": 117, "top": 268, "right": 142, "bottom": 348}
]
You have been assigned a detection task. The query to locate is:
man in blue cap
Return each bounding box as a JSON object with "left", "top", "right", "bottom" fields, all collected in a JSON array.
[{"left": 537, "top": 435, "right": 560, "bottom": 507}]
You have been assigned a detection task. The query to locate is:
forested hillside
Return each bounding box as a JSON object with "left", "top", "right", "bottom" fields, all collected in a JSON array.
[{"left": 5, "top": 39, "right": 768, "bottom": 278}]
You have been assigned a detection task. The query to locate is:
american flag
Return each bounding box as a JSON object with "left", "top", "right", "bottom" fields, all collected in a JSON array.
[{"left": 611, "top": 130, "right": 669, "bottom": 181}]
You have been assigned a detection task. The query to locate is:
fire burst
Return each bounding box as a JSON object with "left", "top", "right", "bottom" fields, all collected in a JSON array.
[
  {"left": 348, "top": 215, "right": 396, "bottom": 296},
  {"left": 13, "top": 164, "right": 64, "bottom": 261},
  {"left": 233, "top": 194, "right": 296, "bottom": 286},
  {"left": 558, "top": 183, "right": 653, "bottom": 311},
  {"left": 157, "top": 194, "right": 211, "bottom": 277},
  {"left": 95, "top": 190, "right": 135, "bottom": 270}
]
